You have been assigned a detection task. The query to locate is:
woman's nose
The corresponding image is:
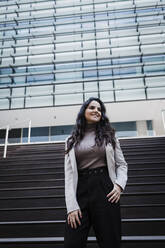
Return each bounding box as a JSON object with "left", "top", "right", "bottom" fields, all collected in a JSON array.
[{"left": 94, "top": 109, "right": 99, "bottom": 113}]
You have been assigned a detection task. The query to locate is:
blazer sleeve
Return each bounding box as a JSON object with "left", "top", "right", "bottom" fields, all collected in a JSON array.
[
  {"left": 64, "top": 138, "right": 80, "bottom": 214},
  {"left": 114, "top": 137, "right": 128, "bottom": 191}
]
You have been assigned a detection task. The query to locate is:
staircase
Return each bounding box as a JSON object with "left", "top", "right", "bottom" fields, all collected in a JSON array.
[{"left": 0, "top": 137, "right": 165, "bottom": 248}]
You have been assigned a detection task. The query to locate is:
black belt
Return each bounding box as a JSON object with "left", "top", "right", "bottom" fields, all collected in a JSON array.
[{"left": 78, "top": 166, "right": 108, "bottom": 176}]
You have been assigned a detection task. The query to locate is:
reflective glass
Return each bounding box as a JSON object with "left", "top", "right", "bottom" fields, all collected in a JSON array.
[
  {"left": 51, "top": 125, "right": 73, "bottom": 141},
  {"left": 11, "top": 98, "right": 24, "bottom": 109},
  {"left": 26, "top": 85, "right": 53, "bottom": 95},
  {"left": 55, "top": 93, "right": 83, "bottom": 105},
  {"left": 0, "top": 129, "right": 5, "bottom": 144},
  {"left": 8, "top": 129, "right": 21, "bottom": 144},
  {"left": 0, "top": 0, "right": 164, "bottom": 110},
  {"left": 85, "top": 92, "right": 98, "bottom": 100},
  {"left": 147, "top": 87, "right": 165, "bottom": 99},
  {"left": 112, "top": 122, "right": 137, "bottom": 137},
  {"left": 56, "top": 71, "right": 82, "bottom": 80},
  {"left": 56, "top": 62, "right": 82, "bottom": 70},
  {"left": 27, "top": 74, "right": 54, "bottom": 83},
  {"left": 116, "top": 89, "right": 146, "bottom": 101},
  {"left": 115, "top": 78, "right": 144, "bottom": 89},
  {"left": 100, "top": 91, "right": 114, "bottom": 102},
  {"left": 84, "top": 70, "right": 97, "bottom": 78},
  {"left": 0, "top": 88, "right": 10, "bottom": 97},
  {"left": 143, "top": 55, "right": 165, "bottom": 63},
  {"left": 30, "top": 127, "right": 49, "bottom": 142},
  {"left": 26, "top": 96, "right": 53, "bottom": 107},
  {"left": 55, "top": 83, "right": 82, "bottom": 94},
  {"left": 0, "top": 68, "right": 12, "bottom": 75},
  {"left": 0, "top": 99, "right": 9, "bottom": 109}
]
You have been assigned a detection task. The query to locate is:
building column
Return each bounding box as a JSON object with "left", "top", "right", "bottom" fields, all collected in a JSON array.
[{"left": 136, "top": 121, "right": 148, "bottom": 136}]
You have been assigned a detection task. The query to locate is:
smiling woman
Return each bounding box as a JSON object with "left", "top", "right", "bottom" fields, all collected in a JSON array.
[
  {"left": 64, "top": 97, "right": 128, "bottom": 248},
  {"left": 84, "top": 100, "right": 101, "bottom": 124}
]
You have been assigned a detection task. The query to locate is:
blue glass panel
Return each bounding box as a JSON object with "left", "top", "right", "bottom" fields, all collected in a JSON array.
[
  {"left": 98, "top": 59, "right": 111, "bottom": 66},
  {"left": 56, "top": 62, "right": 82, "bottom": 70},
  {"left": 111, "top": 10, "right": 134, "bottom": 17},
  {"left": 136, "top": 7, "right": 162, "bottom": 14},
  {"left": 113, "top": 67, "right": 141, "bottom": 75},
  {"left": 56, "top": 16, "right": 81, "bottom": 23},
  {"left": 30, "top": 127, "right": 49, "bottom": 142},
  {"left": 143, "top": 55, "right": 165, "bottom": 63},
  {"left": 28, "top": 64, "right": 54, "bottom": 72},
  {"left": 83, "top": 60, "right": 96, "bottom": 67},
  {"left": 113, "top": 57, "right": 140, "bottom": 65},
  {"left": 82, "top": 14, "right": 94, "bottom": 20},
  {"left": 95, "top": 13, "right": 108, "bottom": 20},
  {"left": 144, "top": 65, "right": 165, "bottom": 74},
  {"left": 84, "top": 70, "right": 97, "bottom": 78},
  {"left": 27, "top": 74, "right": 54, "bottom": 83},
  {"left": 18, "top": 21, "right": 30, "bottom": 26},
  {"left": 14, "top": 67, "right": 27, "bottom": 73},
  {"left": 51, "top": 125, "right": 74, "bottom": 141},
  {"left": 112, "top": 121, "right": 137, "bottom": 137},
  {"left": 147, "top": 120, "right": 154, "bottom": 136},
  {"left": 22, "top": 128, "right": 28, "bottom": 143},
  {"left": 99, "top": 69, "right": 112, "bottom": 76},
  {"left": 0, "top": 68, "right": 12, "bottom": 75},
  {"left": 4, "top": 22, "right": 16, "bottom": 27},
  {"left": 31, "top": 18, "right": 54, "bottom": 25}
]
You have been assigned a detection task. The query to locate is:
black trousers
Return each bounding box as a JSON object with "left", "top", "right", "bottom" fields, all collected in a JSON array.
[{"left": 64, "top": 166, "right": 121, "bottom": 248}]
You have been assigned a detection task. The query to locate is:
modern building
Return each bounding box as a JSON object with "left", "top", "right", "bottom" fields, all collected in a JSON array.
[{"left": 0, "top": 0, "right": 165, "bottom": 145}]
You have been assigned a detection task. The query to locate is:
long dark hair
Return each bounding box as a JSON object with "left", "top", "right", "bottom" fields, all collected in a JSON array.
[{"left": 65, "top": 97, "right": 116, "bottom": 153}]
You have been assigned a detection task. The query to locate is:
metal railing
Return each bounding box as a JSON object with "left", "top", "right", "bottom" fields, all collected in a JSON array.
[
  {"left": 0, "top": 120, "right": 31, "bottom": 158},
  {"left": 162, "top": 110, "right": 165, "bottom": 131}
]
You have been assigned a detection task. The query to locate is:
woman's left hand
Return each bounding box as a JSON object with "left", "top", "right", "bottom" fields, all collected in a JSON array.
[{"left": 107, "top": 184, "right": 122, "bottom": 203}]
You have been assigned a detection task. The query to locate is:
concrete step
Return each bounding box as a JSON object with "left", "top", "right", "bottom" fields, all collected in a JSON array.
[
  {"left": 0, "top": 204, "right": 164, "bottom": 221},
  {"left": 0, "top": 192, "right": 164, "bottom": 208},
  {"left": 0, "top": 179, "right": 64, "bottom": 188},
  {"left": 0, "top": 236, "right": 164, "bottom": 248},
  {"left": 0, "top": 219, "right": 164, "bottom": 238}
]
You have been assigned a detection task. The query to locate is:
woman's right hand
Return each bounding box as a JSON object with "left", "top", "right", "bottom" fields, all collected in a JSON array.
[{"left": 67, "top": 209, "right": 82, "bottom": 229}]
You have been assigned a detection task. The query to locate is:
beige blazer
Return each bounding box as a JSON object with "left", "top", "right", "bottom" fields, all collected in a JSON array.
[{"left": 64, "top": 137, "right": 128, "bottom": 214}]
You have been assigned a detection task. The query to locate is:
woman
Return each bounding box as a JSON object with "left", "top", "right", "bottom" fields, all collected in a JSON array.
[{"left": 64, "top": 97, "right": 128, "bottom": 248}]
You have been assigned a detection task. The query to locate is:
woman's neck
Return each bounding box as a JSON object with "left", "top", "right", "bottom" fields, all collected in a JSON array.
[{"left": 85, "top": 122, "right": 97, "bottom": 131}]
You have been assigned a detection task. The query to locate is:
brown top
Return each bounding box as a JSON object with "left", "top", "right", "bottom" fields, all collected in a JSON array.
[{"left": 75, "top": 123, "right": 107, "bottom": 170}]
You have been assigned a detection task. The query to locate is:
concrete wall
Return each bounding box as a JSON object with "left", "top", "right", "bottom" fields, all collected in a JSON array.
[{"left": 0, "top": 99, "right": 165, "bottom": 136}]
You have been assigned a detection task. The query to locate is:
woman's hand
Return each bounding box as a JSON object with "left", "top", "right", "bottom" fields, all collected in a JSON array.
[
  {"left": 67, "top": 209, "right": 82, "bottom": 229},
  {"left": 107, "top": 183, "right": 122, "bottom": 203}
]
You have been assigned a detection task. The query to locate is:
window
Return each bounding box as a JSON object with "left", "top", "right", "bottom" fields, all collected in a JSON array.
[
  {"left": 116, "top": 89, "right": 146, "bottom": 101},
  {"left": 55, "top": 93, "right": 83, "bottom": 105},
  {"left": 26, "top": 96, "right": 53, "bottom": 107},
  {"left": 30, "top": 127, "right": 49, "bottom": 142},
  {"left": 112, "top": 122, "right": 137, "bottom": 137},
  {"left": 51, "top": 125, "right": 74, "bottom": 141},
  {"left": 8, "top": 129, "right": 21, "bottom": 144}
]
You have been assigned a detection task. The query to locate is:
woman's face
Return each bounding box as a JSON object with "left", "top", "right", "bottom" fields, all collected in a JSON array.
[{"left": 85, "top": 100, "right": 102, "bottom": 124}]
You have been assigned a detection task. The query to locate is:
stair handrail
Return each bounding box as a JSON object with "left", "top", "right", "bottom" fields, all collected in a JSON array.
[
  {"left": 162, "top": 110, "right": 165, "bottom": 132},
  {"left": 0, "top": 120, "right": 32, "bottom": 158}
]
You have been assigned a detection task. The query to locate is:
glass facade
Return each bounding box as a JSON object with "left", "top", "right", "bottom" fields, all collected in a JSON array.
[
  {"left": 0, "top": 0, "right": 165, "bottom": 110},
  {"left": 0, "top": 121, "right": 153, "bottom": 144}
]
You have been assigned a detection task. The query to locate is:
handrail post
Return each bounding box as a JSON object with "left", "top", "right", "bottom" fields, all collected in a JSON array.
[
  {"left": 3, "top": 125, "right": 9, "bottom": 158},
  {"left": 162, "top": 110, "right": 165, "bottom": 132},
  {"left": 28, "top": 120, "right": 31, "bottom": 143}
]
